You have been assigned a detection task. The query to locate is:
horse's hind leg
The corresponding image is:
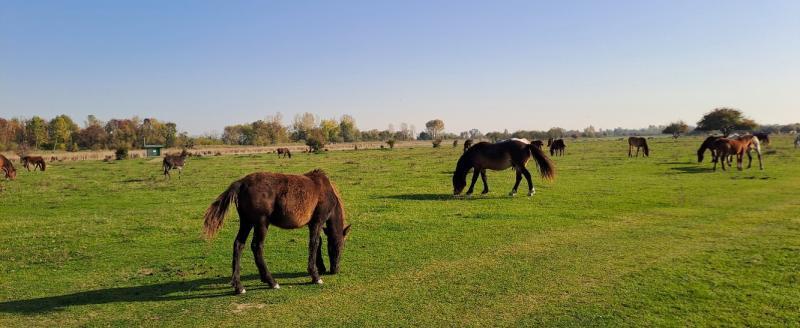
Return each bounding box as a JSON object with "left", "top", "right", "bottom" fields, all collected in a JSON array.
[
  {"left": 520, "top": 167, "right": 534, "bottom": 196},
  {"left": 746, "top": 150, "right": 752, "bottom": 169},
  {"left": 479, "top": 169, "right": 489, "bottom": 195},
  {"left": 232, "top": 222, "right": 253, "bottom": 294},
  {"left": 251, "top": 222, "right": 279, "bottom": 289},
  {"left": 510, "top": 170, "right": 522, "bottom": 196}
]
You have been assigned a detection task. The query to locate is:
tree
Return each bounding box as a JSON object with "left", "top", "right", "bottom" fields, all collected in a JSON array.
[
  {"left": 662, "top": 121, "right": 689, "bottom": 138},
  {"left": 292, "top": 112, "right": 318, "bottom": 141},
  {"left": 339, "top": 115, "right": 359, "bottom": 142},
  {"left": 696, "top": 108, "right": 757, "bottom": 136},
  {"left": 582, "top": 125, "right": 597, "bottom": 138},
  {"left": 320, "top": 118, "right": 341, "bottom": 143},
  {"left": 425, "top": 119, "right": 445, "bottom": 139},
  {"left": 25, "top": 116, "right": 49, "bottom": 149},
  {"left": 546, "top": 127, "right": 565, "bottom": 139}
]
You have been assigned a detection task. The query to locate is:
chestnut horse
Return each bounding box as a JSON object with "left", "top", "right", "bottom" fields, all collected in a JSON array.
[
  {"left": 453, "top": 139, "right": 555, "bottom": 197},
  {"left": 627, "top": 137, "right": 650, "bottom": 157},
  {"left": 710, "top": 135, "right": 763, "bottom": 171},
  {"left": 21, "top": 156, "right": 46, "bottom": 171},
  {"left": 163, "top": 150, "right": 188, "bottom": 179},
  {"left": 1, "top": 154, "right": 16, "bottom": 180},
  {"left": 203, "top": 169, "right": 351, "bottom": 294},
  {"left": 276, "top": 148, "right": 292, "bottom": 158}
]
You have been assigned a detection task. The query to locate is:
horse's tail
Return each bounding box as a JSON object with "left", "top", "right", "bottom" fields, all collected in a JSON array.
[
  {"left": 203, "top": 180, "right": 242, "bottom": 239},
  {"left": 528, "top": 144, "right": 556, "bottom": 181}
]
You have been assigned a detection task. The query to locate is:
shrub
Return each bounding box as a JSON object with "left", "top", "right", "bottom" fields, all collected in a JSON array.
[
  {"left": 306, "top": 136, "right": 325, "bottom": 153},
  {"left": 386, "top": 139, "right": 396, "bottom": 149},
  {"left": 115, "top": 147, "right": 129, "bottom": 160},
  {"left": 432, "top": 139, "right": 442, "bottom": 148}
]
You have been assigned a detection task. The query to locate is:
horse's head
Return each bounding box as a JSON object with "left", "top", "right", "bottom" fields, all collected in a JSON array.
[
  {"left": 323, "top": 221, "right": 351, "bottom": 274},
  {"left": 2, "top": 167, "right": 15, "bottom": 180}
]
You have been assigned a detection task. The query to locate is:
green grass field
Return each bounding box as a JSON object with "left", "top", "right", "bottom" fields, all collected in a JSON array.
[{"left": 1, "top": 136, "right": 798, "bottom": 327}]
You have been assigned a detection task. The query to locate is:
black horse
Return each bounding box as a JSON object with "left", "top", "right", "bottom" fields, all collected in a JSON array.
[{"left": 453, "top": 139, "right": 556, "bottom": 197}]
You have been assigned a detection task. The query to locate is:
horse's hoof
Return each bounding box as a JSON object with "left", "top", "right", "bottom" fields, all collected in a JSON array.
[
  {"left": 272, "top": 284, "right": 281, "bottom": 289},
  {"left": 527, "top": 191, "right": 535, "bottom": 197},
  {"left": 313, "top": 279, "right": 323, "bottom": 285},
  {"left": 235, "top": 288, "right": 246, "bottom": 295},
  {"left": 508, "top": 192, "right": 516, "bottom": 197}
]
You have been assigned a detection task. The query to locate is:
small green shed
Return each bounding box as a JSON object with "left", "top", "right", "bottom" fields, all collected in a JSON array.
[{"left": 144, "top": 145, "right": 164, "bottom": 157}]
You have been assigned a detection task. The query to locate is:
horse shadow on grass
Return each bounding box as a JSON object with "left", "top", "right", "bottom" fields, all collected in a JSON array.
[
  {"left": 670, "top": 166, "right": 713, "bottom": 174},
  {"left": 0, "top": 272, "right": 307, "bottom": 314},
  {"left": 381, "top": 193, "right": 514, "bottom": 201}
]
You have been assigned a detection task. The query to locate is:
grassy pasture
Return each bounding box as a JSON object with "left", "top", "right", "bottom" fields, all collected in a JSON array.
[{"left": 1, "top": 136, "right": 798, "bottom": 327}]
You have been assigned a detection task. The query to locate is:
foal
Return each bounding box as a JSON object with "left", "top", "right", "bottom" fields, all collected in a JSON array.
[{"left": 204, "top": 169, "right": 351, "bottom": 294}]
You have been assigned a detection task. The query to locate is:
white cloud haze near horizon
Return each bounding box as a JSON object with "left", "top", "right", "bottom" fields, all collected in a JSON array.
[{"left": 1, "top": 1, "right": 798, "bottom": 135}]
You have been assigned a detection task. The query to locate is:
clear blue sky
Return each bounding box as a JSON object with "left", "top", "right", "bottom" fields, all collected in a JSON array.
[{"left": 2, "top": 0, "right": 798, "bottom": 135}]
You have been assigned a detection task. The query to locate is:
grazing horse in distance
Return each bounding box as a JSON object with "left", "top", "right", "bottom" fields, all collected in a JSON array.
[
  {"left": 276, "top": 148, "right": 292, "bottom": 158},
  {"left": 21, "top": 156, "right": 46, "bottom": 171},
  {"left": 463, "top": 139, "right": 473, "bottom": 153},
  {"left": 1, "top": 154, "right": 16, "bottom": 180},
  {"left": 710, "top": 135, "right": 763, "bottom": 171},
  {"left": 453, "top": 139, "right": 556, "bottom": 197},
  {"left": 753, "top": 132, "right": 770, "bottom": 145},
  {"left": 549, "top": 139, "right": 566, "bottom": 156},
  {"left": 795, "top": 135, "right": 800, "bottom": 149},
  {"left": 163, "top": 149, "right": 188, "bottom": 179},
  {"left": 203, "top": 169, "right": 351, "bottom": 294},
  {"left": 697, "top": 136, "right": 723, "bottom": 163},
  {"left": 627, "top": 137, "right": 650, "bottom": 157}
]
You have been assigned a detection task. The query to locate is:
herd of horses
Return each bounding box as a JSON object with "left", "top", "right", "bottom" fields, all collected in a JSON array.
[{"left": 0, "top": 132, "right": 785, "bottom": 294}]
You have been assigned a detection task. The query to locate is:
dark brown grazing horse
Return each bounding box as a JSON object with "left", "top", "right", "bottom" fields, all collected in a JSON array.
[
  {"left": 163, "top": 150, "right": 188, "bottom": 179},
  {"left": 453, "top": 139, "right": 555, "bottom": 197},
  {"left": 21, "top": 156, "right": 46, "bottom": 171},
  {"left": 276, "top": 148, "right": 292, "bottom": 158},
  {"left": 463, "top": 139, "right": 473, "bottom": 153},
  {"left": 710, "top": 135, "right": 763, "bottom": 171},
  {"left": 203, "top": 169, "right": 351, "bottom": 294},
  {"left": 697, "top": 136, "right": 723, "bottom": 163},
  {"left": 549, "top": 139, "right": 566, "bottom": 156},
  {"left": 627, "top": 137, "right": 650, "bottom": 157},
  {"left": 1, "top": 154, "right": 17, "bottom": 180}
]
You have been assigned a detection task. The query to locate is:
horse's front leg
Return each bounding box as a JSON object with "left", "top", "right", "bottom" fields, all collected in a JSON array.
[
  {"left": 479, "top": 169, "right": 489, "bottom": 194},
  {"left": 232, "top": 223, "right": 253, "bottom": 294},
  {"left": 307, "top": 222, "right": 324, "bottom": 284},
  {"left": 315, "top": 236, "right": 326, "bottom": 274},
  {"left": 745, "top": 150, "right": 752, "bottom": 169},
  {"left": 251, "top": 222, "right": 279, "bottom": 289},
  {"left": 465, "top": 169, "right": 480, "bottom": 196},
  {"left": 756, "top": 149, "right": 764, "bottom": 170}
]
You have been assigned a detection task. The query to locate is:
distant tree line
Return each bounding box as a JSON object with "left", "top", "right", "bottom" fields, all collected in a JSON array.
[
  {"left": 4, "top": 108, "right": 797, "bottom": 152},
  {"left": 0, "top": 115, "right": 191, "bottom": 152}
]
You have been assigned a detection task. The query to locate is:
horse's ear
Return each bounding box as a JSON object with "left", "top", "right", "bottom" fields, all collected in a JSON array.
[{"left": 343, "top": 224, "right": 351, "bottom": 237}]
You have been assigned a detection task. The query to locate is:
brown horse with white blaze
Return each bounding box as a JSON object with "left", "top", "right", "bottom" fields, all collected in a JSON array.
[
  {"left": 1, "top": 154, "right": 16, "bottom": 180},
  {"left": 453, "top": 139, "right": 556, "bottom": 197},
  {"left": 203, "top": 169, "right": 351, "bottom": 294}
]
